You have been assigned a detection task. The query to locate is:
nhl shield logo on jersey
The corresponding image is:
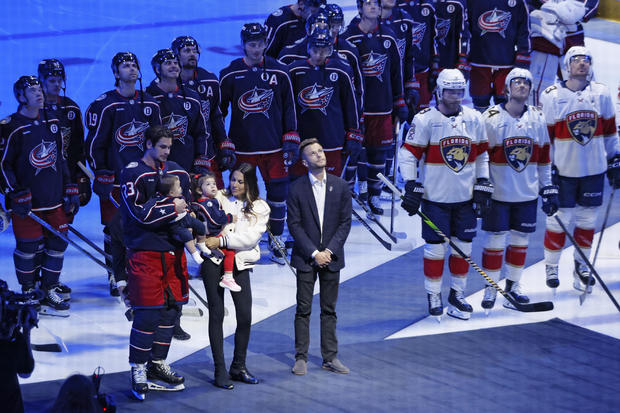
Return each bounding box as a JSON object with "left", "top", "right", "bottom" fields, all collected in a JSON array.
[
  {"left": 361, "top": 51, "right": 388, "bottom": 82},
  {"left": 478, "top": 8, "right": 512, "bottom": 38},
  {"left": 29, "top": 140, "right": 58, "bottom": 175},
  {"left": 115, "top": 118, "right": 149, "bottom": 151},
  {"left": 436, "top": 18, "right": 451, "bottom": 46},
  {"left": 504, "top": 137, "right": 533, "bottom": 172},
  {"left": 440, "top": 137, "right": 471, "bottom": 173},
  {"left": 238, "top": 86, "right": 274, "bottom": 119},
  {"left": 567, "top": 111, "right": 597, "bottom": 146},
  {"left": 411, "top": 22, "right": 427, "bottom": 50},
  {"left": 297, "top": 83, "right": 334, "bottom": 115},
  {"left": 163, "top": 113, "right": 189, "bottom": 144}
]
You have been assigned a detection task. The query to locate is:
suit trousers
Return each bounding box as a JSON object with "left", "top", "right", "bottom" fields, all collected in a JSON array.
[{"left": 294, "top": 267, "right": 340, "bottom": 363}]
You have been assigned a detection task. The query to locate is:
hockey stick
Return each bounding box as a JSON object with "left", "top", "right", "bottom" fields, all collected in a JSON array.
[
  {"left": 31, "top": 343, "right": 62, "bottom": 352},
  {"left": 553, "top": 214, "right": 620, "bottom": 312},
  {"left": 352, "top": 208, "right": 393, "bottom": 250},
  {"left": 379, "top": 173, "right": 554, "bottom": 313},
  {"left": 27, "top": 212, "right": 113, "bottom": 273},
  {"left": 390, "top": 120, "right": 402, "bottom": 235},
  {"left": 67, "top": 225, "right": 112, "bottom": 261},
  {"left": 267, "top": 227, "right": 296, "bottom": 276},
  {"left": 77, "top": 161, "right": 120, "bottom": 208}
]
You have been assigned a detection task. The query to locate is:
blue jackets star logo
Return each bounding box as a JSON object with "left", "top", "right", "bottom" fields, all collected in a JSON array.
[
  {"left": 238, "top": 87, "right": 274, "bottom": 119},
  {"left": 115, "top": 118, "right": 149, "bottom": 151},
  {"left": 297, "top": 83, "right": 334, "bottom": 115},
  {"left": 478, "top": 8, "right": 512, "bottom": 38},
  {"left": 361, "top": 51, "right": 388, "bottom": 82},
  {"left": 29, "top": 140, "right": 58, "bottom": 175},
  {"left": 163, "top": 113, "right": 189, "bottom": 144}
]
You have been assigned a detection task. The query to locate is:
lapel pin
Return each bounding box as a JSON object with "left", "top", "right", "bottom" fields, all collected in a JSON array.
[{"left": 329, "top": 185, "right": 333, "bottom": 192}]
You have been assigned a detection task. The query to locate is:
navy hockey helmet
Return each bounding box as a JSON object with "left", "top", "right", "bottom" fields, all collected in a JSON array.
[
  {"left": 13, "top": 75, "right": 41, "bottom": 102},
  {"left": 305, "top": 10, "right": 329, "bottom": 36},
  {"left": 171, "top": 35, "right": 201, "bottom": 56},
  {"left": 111, "top": 52, "right": 140, "bottom": 74},
  {"left": 240, "top": 23, "right": 268, "bottom": 44},
  {"left": 308, "top": 27, "right": 334, "bottom": 50},
  {"left": 324, "top": 4, "right": 344, "bottom": 26},
  {"left": 38, "top": 58, "right": 66, "bottom": 82},
  {"left": 151, "top": 48, "right": 178, "bottom": 76}
]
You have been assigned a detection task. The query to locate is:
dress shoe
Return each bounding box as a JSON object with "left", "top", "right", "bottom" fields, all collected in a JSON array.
[
  {"left": 322, "top": 358, "right": 349, "bottom": 374},
  {"left": 292, "top": 359, "right": 307, "bottom": 375},
  {"left": 229, "top": 368, "right": 259, "bottom": 384},
  {"left": 214, "top": 379, "right": 234, "bottom": 390}
]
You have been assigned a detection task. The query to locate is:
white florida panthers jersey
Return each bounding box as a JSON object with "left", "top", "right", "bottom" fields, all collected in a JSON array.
[
  {"left": 483, "top": 104, "right": 552, "bottom": 202},
  {"left": 540, "top": 81, "right": 619, "bottom": 178},
  {"left": 399, "top": 105, "right": 489, "bottom": 203}
]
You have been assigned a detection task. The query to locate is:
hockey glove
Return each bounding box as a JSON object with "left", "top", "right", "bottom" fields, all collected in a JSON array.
[
  {"left": 76, "top": 172, "right": 92, "bottom": 207},
  {"left": 193, "top": 155, "right": 214, "bottom": 175},
  {"left": 344, "top": 129, "right": 364, "bottom": 160},
  {"left": 9, "top": 188, "right": 32, "bottom": 218},
  {"left": 405, "top": 88, "right": 420, "bottom": 111},
  {"left": 282, "top": 131, "right": 301, "bottom": 167},
  {"left": 473, "top": 178, "right": 494, "bottom": 218},
  {"left": 456, "top": 54, "right": 471, "bottom": 81},
  {"left": 540, "top": 185, "right": 559, "bottom": 217},
  {"left": 394, "top": 97, "right": 408, "bottom": 123},
  {"left": 63, "top": 183, "right": 80, "bottom": 215},
  {"left": 218, "top": 139, "right": 237, "bottom": 171},
  {"left": 402, "top": 181, "right": 424, "bottom": 216},
  {"left": 514, "top": 54, "right": 531, "bottom": 70},
  {"left": 93, "top": 170, "right": 115, "bottom": 198},
  {"left": 607, "top": 154, "right": 620, "bottom": 189}
]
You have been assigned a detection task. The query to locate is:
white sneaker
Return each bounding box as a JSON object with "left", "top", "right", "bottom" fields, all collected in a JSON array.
[{"left": 219, "top": 276, "right": 241, "bottom": 292}]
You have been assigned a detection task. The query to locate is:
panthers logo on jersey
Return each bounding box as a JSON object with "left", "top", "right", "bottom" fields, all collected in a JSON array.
[
  {"left": 238, "top": 87, "right": 274, "bottom": 119},
  {"left": 478, "top": 8, "right": 512, "bottom": 39},
  {"left": 411, "top": 22, "right": 427, "bottom": 50},
  {"left": 115, "top": 119, "right": 149, "bottom": 151},
  {"left": 567, "top": 110, "right": 597, "bottom": 146},
  {"left": 361, "top": 51, "right": 388, "bottom": 82},
  {"left": 29, "top": 140, "right": 58, "bottom": 175},
  {"left": 503, "top": 137, "right": 533, "bottom": 172},
  {"left": 440, "top": 136, "right": 471, "bottom": 172},
  {"left": 436, "top": 17, "right": 451, "bottom": 46},
  {"left": 297, "top": 83, "right": 334, "bottom": 115},
  {"left": 163, "top": 113, "right": 189, "bottom": 144}
]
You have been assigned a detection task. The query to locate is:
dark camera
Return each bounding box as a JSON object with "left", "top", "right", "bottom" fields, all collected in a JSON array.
[
  {"left": 92, "top": 367, "right": 117, "bottom": 412},
  {"left": 0, "top": 279, "right": 41, "bottom": 341}
]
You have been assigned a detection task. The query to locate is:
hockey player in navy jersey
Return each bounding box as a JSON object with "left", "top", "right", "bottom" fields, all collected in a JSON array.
[
  {"left": 85, "top": 52, "right": 161, "bottom": 295},
  {"left": 172, "top": 36, "right": 235, "bottom": 185},
  {"left": 277, "top": 9, "right": 329, "bottom": 64},
  {"left": 480, "top": 68, "right": 557, "bottom": 312},
  {"left": 265, "top": 0, "right": 327, "bottom": 59},
  {"left": 399, "top": 69, "right": 491, "bottom": 321},
  {"left": 343, "top": 0, "right": 407, "bottom": 215},
  {"left": 540, "top": 47, "right": 620, "bottom": 292},
  {"left": 433, "top": 0, "right": 469, "bottom": 73},
  {"left": 219, "top": 23, "right": 300, "bottom": 264},
  {"left": 120, "top": 125, "right": 190, "bottom": 399},
  {"left": 288, "top": 28, "right": 362, "bottom": 178},
  {"left": 0, "top": 76, "right": 78, "bottom": 317},
  {"left": 465, "top": 0, "right": 531, "bottom": 112},
  {"left": 38, "top": 59, "right": 91, "bottom": 208}
]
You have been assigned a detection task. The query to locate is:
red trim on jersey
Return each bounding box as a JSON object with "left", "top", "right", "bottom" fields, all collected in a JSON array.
[
  {"left": 552, "top": 118, "right": 606, "bottom": 141},
  {"left": 488, "top": 143, "right": 544, "bottom": 165},
  {"left": 602, "top": 117, "right": 617, "bottom": 136},
  {"left": 403, "top": 142, "right": 425, "bottom": 160},
  {"left": 425, "top": 142, "right": 486, "bottom": 164}
]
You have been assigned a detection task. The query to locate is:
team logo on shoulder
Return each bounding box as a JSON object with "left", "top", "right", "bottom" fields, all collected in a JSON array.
[
  {"left": 567, "top": 110, "right": 597, "bottom": 146},
  {"left": 143, "top": 106, "right": 152, "bottom": 116},
  {"left": 29, "top": 140, "right": 57, "bottom": 175},
  {"left": 440, "top": 136, "right": 471, "bottom": 172},
  {"left": 200, "top": 99, "right": 211, "bottom": 122},
  {"left": 329, "top": 72, "right": 338, "bottom": 82},
  {"left": 115, "top": 118, "right": 149, "bottom": 151},
  {"left": 422, "top": 7, "right": 430, "bottom": 16},
  {"left": 503, "top": 137, "right": 533, "bottom": 172},
  {"left": 478, "top": 8, "right": 512, "bottom": 38},
  {"left": 272, "top": 8, "right": 283, "bottom": 16},
  {"left": 411, "top": 22, "right": 427, "bottom": 50},
  {"left": 447, "top": 4, "right": 455, "bottom": 13},
  {"left": 297, "top": 83, "right": 334, "bottom": 115},
  {"left": 127, "top": 162, "right": 138, "bottom": 168},
  {"left": 436, "top": 18, "right": 451, "bottom": 46},
  {"left": 396, "top": 38, "right": 406, "bottom": 59},
  {"left": 67, "top": 110, "right": 75, "bottom": 120},
  {"left": 238, "top": 87, "right": 274, "bottom": 119},
  {"left": 163, "top": 113, "right": 189, "bottom": 144},
  {"left": 95, "top": 93, "right": 107, "bottom": 101},
  {"left": 50, "top": 124, "right": 58, "bottom": 134},
  {"left": 361, "top": 51, "right": 388, "bottom": 82},
  {"left": 383, "top": 40, "right": 391, "bottom": 49}
]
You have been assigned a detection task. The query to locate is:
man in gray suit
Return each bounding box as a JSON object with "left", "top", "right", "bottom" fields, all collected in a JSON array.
[{"left": 287, "top": 138, "right": 352, "bottom": 375}]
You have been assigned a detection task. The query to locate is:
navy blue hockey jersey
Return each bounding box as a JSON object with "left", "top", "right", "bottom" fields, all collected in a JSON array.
[
  {"left": 0, "top": 112, "right": 70, "bottom": 210},
  {"left": 433, "top": 0, "right": 469, "bottom": 68},
  {"left": 193, "top": 196, "right": 233, "bottom": 236},
  {"left": 146, "top": 81, "right": 210, "bottom": 172},
  {"left": 265, "top": 5, "right": 306, "bottom": 59},
  {"left": 397, "top": 0, "right": 439, "bottom": 73},
  {"left": 219, "top": 57, "right": 298, "bottom": 154},
  {"left": 85, "top": 89, "right": 161, "bottom": 179},
  {"left": 288, "top": 58, "right": 360, "bottom": 149}
]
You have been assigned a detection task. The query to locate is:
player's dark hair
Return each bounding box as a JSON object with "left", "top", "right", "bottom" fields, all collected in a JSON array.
[
  {"left": 157, "top": 174, "right": 180, "bottom": 196},
  {"left": 299, "top": 137, "right": 321, "bottom": 160},
  {"left": 229, "top": 163, "right": 260, "bottom": 216},
  {"left": 145, "top": 125, "right": 173, "bottom": 148}
]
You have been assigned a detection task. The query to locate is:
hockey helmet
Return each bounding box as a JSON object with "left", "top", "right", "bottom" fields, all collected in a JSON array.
[
  {"left": 324, "top": 4, "right": 344, "bottom": 27},
  {"left": 563, "top": 46, "right": 593, "bottom": 76},
  {"left": 301, "top": 0, "right": 327, "bottom": 8},
  {"left": 305, "top": 10, "right": 329, "bottom": 36},
  {"left": 357, "top": 0, "right": 382, "bottom": 8},
  {"left": 38, "top": 58, "right": 65, "bottom": 81},
  {"left": 151, "top": 48, "right": 178, "bottom": 76},
  {"left": 171, "top": 35, "right": 201, "bottom": 56},
  {"left": 240, "top": 23, "right": 268, "bottom": 44},
  {"left": 111, "top": 52, "right": 140, "bottom": 74},
  {"left": 504, "top": 67, "right": 533, "bottom": 99},
  {"left": 435, "top": 69, "right": 466, "bottom": 99},
  {"left": 13, "top": 75, "right": 41, "bottom": 102},
  {"left": 308, "top": 27, "right": 334, "bottom": 50}
]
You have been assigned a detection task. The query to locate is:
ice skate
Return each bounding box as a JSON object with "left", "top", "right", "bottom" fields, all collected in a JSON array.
[
  {"left": 503, "top": 280, "right": 530, "bottom": 311},
  {"left": 545, "top": 264, "right": 559, "bottom": 290},
  {"left": 368, "top": 196, "right": 384, "bottom": 215},
  {"left": 447, "top": 289, "right": 473, "bottom": 320},
  {"left": 573, "top": 260, "right": 595, "bottom": 293},
  {"left": 131, "top": 363, "right": 148, "bottom": 401},
  {"left": 481, "top": 285, "right": 497, "bottom": 315},
  {"left": 39, "top": 286, "right": 70, "bottom": 317},
  {"left": 54, "top": 282, "right": 71, "bottom": 301},
  {"left": 268, "top": 235, "right": 286, "bottom": 265},
  {"left": 427, "top": 292, "right": 443, "bottom": 323},
  {"left": 146, "top": 360, "right": 185, "bottom": 391}
]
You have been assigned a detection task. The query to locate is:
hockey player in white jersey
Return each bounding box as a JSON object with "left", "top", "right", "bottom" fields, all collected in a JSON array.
[
  {"left": 480, "top": 68, "right": 558, "bottom": 312},
  {"left": 541, "top": 46, "right": 620, "bottom": 292},
  {"left": 398, "top": 69, "right": 491, "bottom": 320}
]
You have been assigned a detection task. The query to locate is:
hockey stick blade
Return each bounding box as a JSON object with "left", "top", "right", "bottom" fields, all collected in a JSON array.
[
  {"left": 31, "top": 343, "right": 62, "bottom": 352},
  {"left": 352, "top": 192, "right": 399, "bottom": 243},
  {"left": 378, "top": 173, "right": 554, "bottom": 313},
  {"left": 182, "top": 306, "right": 204, "bottom": 317}
]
